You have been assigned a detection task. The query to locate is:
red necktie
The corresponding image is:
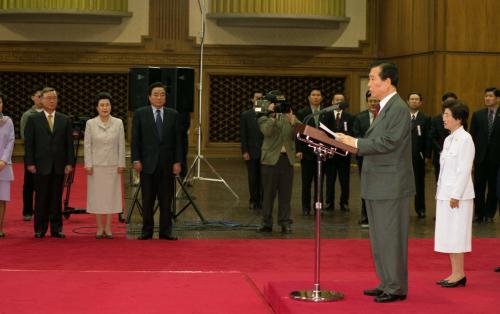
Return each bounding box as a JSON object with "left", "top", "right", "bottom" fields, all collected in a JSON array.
[
  {"left": 373, "top": 104, "right": 381, "bottom": 119},
  {"left": 335, "top": 112, "right": 341, "bottom": 130}
]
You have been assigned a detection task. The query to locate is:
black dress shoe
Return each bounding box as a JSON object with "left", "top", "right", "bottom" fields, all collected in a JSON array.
[
  {"left": 340, "top": 204, "right": 350, "bottom": 212},
  {"left": 494, "top": 267, "right": 500, "bottom": 272},
  {"left": 324, "top": 203, "right": 334, "bottom": 211},
  {"left": 51, "top": 232, "right": 66, "bottom": 238},
  {"left": 436, "top": 279, "right": 448, "bottom": 285},
  {"left": 441, "top": 277, "right": 466, "bottom": 288},
  {"left": 137, "top": 234, "right": 153, "bottom": 240},
  {"left": 363, "top": 288, "right": 384, "bottom": 296},
  {"left": 417, "top": 211, "right": 426, "bottom": 218},
  {"left": 374, "top": 293, "right": 406, "bottom": 303},
  {"left": 281, "top": 225, "right": 292, "bottom": 234},
  {"left": 257, "top": 226, "right": 272, "bottom": 233},
  {"left": 159, "top": 234, "right": 178, "bottom": 240},
  {"left": 34, "top": 232, "right": 45, "bottom": 238},
  {"left": 484, "top": 217, "right": 493, "bottom": 223},
  {"left": 302, "top": 208, "right": 311, "bottom": 216},
  {"left": 0, "top": 232, "right": 5, "bottom": 238}
]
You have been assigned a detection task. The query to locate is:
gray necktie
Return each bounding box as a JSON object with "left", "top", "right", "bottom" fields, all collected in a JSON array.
[
  {"left": 155, "top": 109, "right": 163, "bottom": 140},
  {"left": 488, "top": 109, "right": 495, "bottom": 141}
]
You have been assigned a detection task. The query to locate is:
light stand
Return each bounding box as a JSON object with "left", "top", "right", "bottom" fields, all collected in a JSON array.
[
  {"left": 182, "top": 0, "right": 239, "bottom": 200},
  {"left": 290, "top": 133, "right": 344, "bottom": 302}
]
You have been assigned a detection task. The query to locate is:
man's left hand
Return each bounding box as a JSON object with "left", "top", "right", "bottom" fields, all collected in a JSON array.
[{"left": 64, "top": 165, "right": 73, "bottom": 174}]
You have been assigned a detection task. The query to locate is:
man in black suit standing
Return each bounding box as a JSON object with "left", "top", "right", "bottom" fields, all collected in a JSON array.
[
  {"left": 296, "top": 87, "right": 324, "bottom": 215},
  {"left": 20, "top": 84, "right": 44, "bottom": 221},
  {"left": 407, "top": 93, "right": 431, "bottom": 218},
  {"left": 24, "top": 87, "right": 74, "bottom": 238},
  {"left": 428, "top": 92, "right": 457, "bottom": 182},
  {"left": 337, "top": 61, "right": 414, "bottom": 303},
  {"left": 470, "top": 87, "right": 500, "bottom": 223},
  {"left": 352, "top": 91, "right": 380, "bottom": 227},
  {"left": 240, "top": 90, "right": 264, "bottom": 210},
  {"left": 132, "top": 82, "right": 183, "bottom": 240},
  {"left": 323, "top": 93, "right": 354, "bottom": 212}
]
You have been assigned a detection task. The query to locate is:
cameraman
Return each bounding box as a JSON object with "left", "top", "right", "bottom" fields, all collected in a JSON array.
[{"left": 257, "top": 96, "right": 300, "bottom": 234}]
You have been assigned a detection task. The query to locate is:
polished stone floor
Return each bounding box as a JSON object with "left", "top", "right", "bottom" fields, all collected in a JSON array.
[{"left": 125, "top": 157, "right": 500, "bottom": 239}]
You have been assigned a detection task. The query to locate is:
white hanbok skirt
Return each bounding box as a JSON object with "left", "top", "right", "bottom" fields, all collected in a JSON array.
[{"left": 434, "top": 199, "right": 473, "bottom": 253}]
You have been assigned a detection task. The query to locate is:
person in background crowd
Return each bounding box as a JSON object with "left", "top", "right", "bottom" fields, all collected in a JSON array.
[
  {"left": 240, "top": 90, "right": 264, "bottom": 210},
  {"left": 84, "top": 92, "right": 126, "bottom": 239},
  {"left": 0, "top": 92, "right": 15, "bottom": 238},
  {"left": 434, "top": 100, "right": 474, "bottom": 288},
  {"left": 407, "top": 93, "right": 431, "bottom": 218},
  {"left": 352, "top": 91, "right": 380, "bottom": 228},
  {"left": 24, "top": 87, "right": 74, "bottom": 238},
  {"left": 496, "top": 165, "right": 500, "bottom": 272},
  {"left": 429, "top": 92, "right": 457, "bottom": 182},
  {"left": 132, "top": 82, "right": 182, "bottom": 240},
  {"left": 336, "top": 61, "right": 414, "bottom": 303},
  {"left": 20, "top": 84, "right": 44, "bottom": 221},
  {"left": 470, "top": 87, "right": 500, "bottom": 223},
  {"left": 323, "top": 93, "right": 354, "bottom": 212},
  {"left": 257, "top": 92, "right": 300, "bottom": 234},
  {"left": 295, "top": 88, "right": 324, "bottom": 216}
]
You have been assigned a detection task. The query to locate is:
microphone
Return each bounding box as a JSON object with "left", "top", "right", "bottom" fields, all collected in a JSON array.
[{"left": 303, "top": 104, "right": 340, "bottom": 125}]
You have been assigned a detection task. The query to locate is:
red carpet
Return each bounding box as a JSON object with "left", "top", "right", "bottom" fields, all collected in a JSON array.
[{"left": 1, "top": 164, "right": 499, "bottom": 313}]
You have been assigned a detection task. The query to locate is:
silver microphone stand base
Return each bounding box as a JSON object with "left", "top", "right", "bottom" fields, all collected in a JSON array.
[{"left": 290, "top": 289, "right": 344, "bottom": 302}]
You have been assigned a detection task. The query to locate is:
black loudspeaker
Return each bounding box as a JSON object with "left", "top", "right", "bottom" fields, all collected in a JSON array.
[{"left": 128, "top": 67, "right": 194, "bottom": 112}]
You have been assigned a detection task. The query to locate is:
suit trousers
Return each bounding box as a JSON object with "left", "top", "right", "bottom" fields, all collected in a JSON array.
[
  {"left": 34, "top": 171, "right": 64, "bottom": 235},
  {"left": 356, "top": 157, "right": 367, "bottom": 221},
  {"left": 22, "top": 163, "right": 35, "bottom": 216},
  {"left": 325, "top": 157, "right": 350, "bottom": 206},
  {"left": 261, "top": 154, "right": 293, "bottom": 227},
  {"left": 366, "top": 197, "right": 410, "bottom": 295},
  {"left": 140, "top": 165, "right": 175, "bottom": 237},
  {"left": 300, "top": 158, "right": 318, "bottom": 211},
  {"left": 474, "top": 160, "right": 500, "bottom": 219},
  {"left": 246, "top": 158, "right": 262, "bottom": 206},
  {"left": 412, "top": 158, "right": 426, "bottom": 213}
]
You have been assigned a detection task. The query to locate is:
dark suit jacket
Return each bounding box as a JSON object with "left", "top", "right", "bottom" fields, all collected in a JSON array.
[
  {"left": 24, "top": 111, "right": 75, "bottom": 175},
  {"left": 357, "top": 93, "right": 415, "bottom": 200},
  {"left": 131, "top": 106, "right": 183, "bottom": 174},
  {"left": 428, "top": 113, "right": 449, "bottom": 164},
  {"left": 295, "top": 105, "right": 327, "bottom": 160},
  {"left": 322, "top": 110, "right": 354, "bottom": 160},
  {"left": 352, "top": 110, "right": 371, "bottom": 138},
  {"left": 411, "top": 112, "right": 431, "bottom": 161},
  {"left": 470, "top": 108, "right": 500, "bottom": 166},
  {"left": 240, "top": 108, "right": 263, "bottom": 160}
]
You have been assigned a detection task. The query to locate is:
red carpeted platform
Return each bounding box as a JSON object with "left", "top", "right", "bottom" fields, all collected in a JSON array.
[
  {"left": 1, "top": 164, "right": 500, "bottom": 313},
  {"left": 0, "top": 270, "right": 272, "bottom": 314}
]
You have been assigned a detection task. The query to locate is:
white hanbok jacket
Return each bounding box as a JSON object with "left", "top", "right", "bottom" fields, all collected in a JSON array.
[{"left": 436, "top": 126, "right": 475, "bottom": 201}]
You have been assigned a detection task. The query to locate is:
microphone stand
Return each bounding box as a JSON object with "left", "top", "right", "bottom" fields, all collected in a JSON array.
[{"left": 290, "top": 134, "right": 344, "bottom": 302}]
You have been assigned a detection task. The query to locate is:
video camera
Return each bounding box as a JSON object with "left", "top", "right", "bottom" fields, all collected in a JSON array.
[
  {"left": 70, "top": 115, "right": 90, "bottom": 136},
  {"left": 254, "top": 90, "right": 291, "bottom": 115}
]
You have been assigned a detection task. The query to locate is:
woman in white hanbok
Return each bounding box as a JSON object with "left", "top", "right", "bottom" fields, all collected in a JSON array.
[{"left": 434, "top": 100, "right": 475, "bottom": 288}]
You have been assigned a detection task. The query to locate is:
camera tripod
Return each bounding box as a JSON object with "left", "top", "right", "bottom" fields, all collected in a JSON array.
[{"left": 126, "top": 174, "right": 206, "bottom": 224}]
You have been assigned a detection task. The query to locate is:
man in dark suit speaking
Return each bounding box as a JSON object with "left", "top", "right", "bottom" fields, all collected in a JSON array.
[
  {"left": 337, "top": 61, "right": 414, "bottom": 303},
  {"left": 132, "top": 82, "right": 183, "bottom": 240},
  {"left": 24, "top": 87, "right": 74, "bottom": 238}
]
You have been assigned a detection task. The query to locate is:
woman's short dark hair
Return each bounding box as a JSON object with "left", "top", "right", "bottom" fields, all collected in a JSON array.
[
  {"left": 95, "top": 92, "right": 113, "bottom": 106},
  {"left": 443, "top": 99, "right": 469, "bottom": 130}
]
